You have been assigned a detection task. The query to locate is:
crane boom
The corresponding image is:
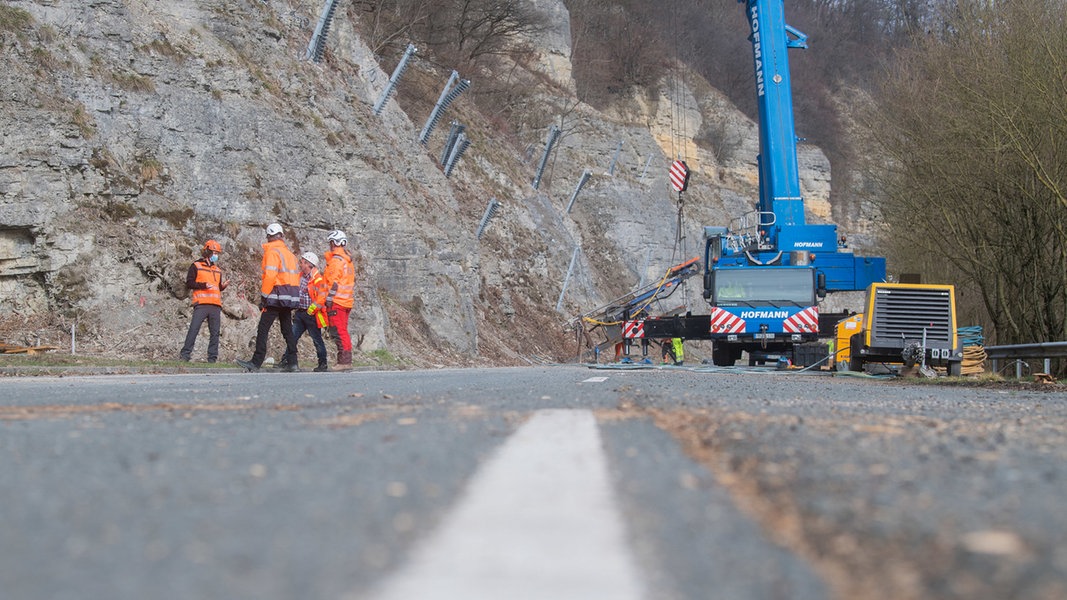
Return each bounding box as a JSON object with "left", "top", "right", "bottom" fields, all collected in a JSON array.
[
  {"left": 721, "top": 0, "right": 884, "bottom": 290},
  {"left": 747, "top": 0, "right": 806, "bottom": 235}
]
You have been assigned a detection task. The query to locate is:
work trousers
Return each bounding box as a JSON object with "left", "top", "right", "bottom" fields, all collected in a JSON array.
[
  {"left": 285, "top": 310, "right": 327, "bottom": 367},
  {"left": 251, "top": 306, "right": 296, "bottom": 367},
  {"left": 180, "top": 304, "right": 221, "bottom": 362},
  {"left": 328, "top": 306, "right": 352, "bottom": 353}
]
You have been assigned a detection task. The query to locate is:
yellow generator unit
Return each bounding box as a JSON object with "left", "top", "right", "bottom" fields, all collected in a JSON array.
[
  {"left": 835, "top": 313, "right": 864, "bottom": 367},
  {"left": 839, "top": 283, "right": 963, "bottom": 376}
]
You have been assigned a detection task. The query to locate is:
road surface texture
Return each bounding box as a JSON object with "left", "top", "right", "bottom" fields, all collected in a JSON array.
[{"left": 1, "top": 365, "right": 1064, "bottom": 599}]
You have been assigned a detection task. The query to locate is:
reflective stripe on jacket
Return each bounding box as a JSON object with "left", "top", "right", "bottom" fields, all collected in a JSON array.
[
  {"left": 261, "top": 239, "right": 301, "bottom": 308},
  {"left": 190, "top": 260, "right": 223, "bottom": 306},
  {"left": 307, "top": 267, "right": 328, "bottom": 307},
  {"left": 323, "top": 247, "right": 355, "bottom": 309}
]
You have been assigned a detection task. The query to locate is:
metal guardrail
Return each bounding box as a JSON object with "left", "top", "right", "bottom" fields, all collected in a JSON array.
[{"left": 985, "top": 341, "right": 1067, "bottom": 378}]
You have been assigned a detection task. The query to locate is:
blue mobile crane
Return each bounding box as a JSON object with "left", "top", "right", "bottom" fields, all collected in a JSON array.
[{"left": 621, "top": 0, "right": 886, "bottom": 366}]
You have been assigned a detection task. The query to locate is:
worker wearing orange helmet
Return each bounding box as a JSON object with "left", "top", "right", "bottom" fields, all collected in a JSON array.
[
  {"left": 180, "top": 239, "right": 229, "bottom": 363},
  {"left": 323, "top": 229, "right": 356, "bottom": 370}
]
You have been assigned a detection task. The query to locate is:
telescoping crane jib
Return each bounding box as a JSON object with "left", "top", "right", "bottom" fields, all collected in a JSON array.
[
  {"left": 724, "top": 0, "right": 884, "bottom": 287},
  {"left": 748, "top": 0, "right": 808, "bottom": 242}
]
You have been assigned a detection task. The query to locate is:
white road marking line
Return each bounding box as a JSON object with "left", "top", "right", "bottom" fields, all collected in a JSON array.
[
  {"left": 363, "top": 409, "right": 645, "bottom": 600},
  {"left": 583, "top": 376, "right": 609, "bottom": 383}
]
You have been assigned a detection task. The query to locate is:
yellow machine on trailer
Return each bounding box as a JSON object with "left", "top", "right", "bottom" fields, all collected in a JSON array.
[{"left": 836, "top": 283, "right": 963, "bottom": 376}]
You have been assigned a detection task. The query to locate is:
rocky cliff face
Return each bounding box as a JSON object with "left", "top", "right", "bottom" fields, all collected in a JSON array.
[{"left": 0, "top": 0, "right": 864, "bottom": 365}]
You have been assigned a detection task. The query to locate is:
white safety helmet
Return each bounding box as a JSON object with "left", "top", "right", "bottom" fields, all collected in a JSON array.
[
  {"left": 266, "top": 223, "right": 283, "bottom": 237},
  {"left": 300, "top": 251, "right": 319, "bottom": 267},
  {"left": 327, "top": 230, "right": 347, "bottom": 247}
]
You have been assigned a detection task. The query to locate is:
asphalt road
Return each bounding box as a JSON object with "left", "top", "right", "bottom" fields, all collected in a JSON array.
[{"left": 1, "top": 365, "right": 1064, "bottom": 599}]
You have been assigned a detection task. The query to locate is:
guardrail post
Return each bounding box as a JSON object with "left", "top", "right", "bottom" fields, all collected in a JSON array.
[
  {"left": 476, "top": 198, "right": 500, "bottom": 239},
  {"left": 556, "top": 245, "right": 580, "bottom": 311},
  {"left": 305, "top": 0, "right": 340, "bottom": 62},
  {"left": 373, "top": 43, "right": 417, "bottom": 116},
  {"left": 441, "top": 121, "right": 466, "bottom": 166},
  {"left": 565, "top": 170, "right": 592, "bottom": 213},
  {"left": 419, "top": 71, "right": 470, "bottom": 145},
  {"left": 639, "top": 155, "right": 652, "bottom": 180},
  {"left": 443, "top": 133, "right": 470, "bottom": 177},
  {"left": 532, "top": 125, "right": 561, "bottom": 190},
  {"left": 976, "top": 341, "right": 1067, "bottom": 379}
]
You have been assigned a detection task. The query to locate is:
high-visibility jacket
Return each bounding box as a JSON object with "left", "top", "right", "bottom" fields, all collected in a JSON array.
[
  {"left": 189, "top": 259, "right": 224, "bottom": 306},
  {"left": 261, "top": 239, "right": 300, "bottom": 308},
  {"left": 323, "top": 246, "right": 355, "bottom": 309},
  {"left": 307, "top": 267, "right": 328, "bottom": 307}
]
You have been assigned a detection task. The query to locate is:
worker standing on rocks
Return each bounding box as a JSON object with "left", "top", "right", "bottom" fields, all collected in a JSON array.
[
  {"left": 323, "top": 230, "right": 355, "bottom": 371},
  {"left": 180, "top": 239, "right": 228, "bottom": 363},
  {"left": 236, "top": 223, "right": 300, "bottom": 372},
  {"left": 280, "top": 251, "right": 330, "bottom": 372}
]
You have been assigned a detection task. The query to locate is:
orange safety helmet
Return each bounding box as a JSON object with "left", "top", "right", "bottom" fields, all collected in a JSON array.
[{"left": 203, "top": 240, "right": 222, "bottom": 253}]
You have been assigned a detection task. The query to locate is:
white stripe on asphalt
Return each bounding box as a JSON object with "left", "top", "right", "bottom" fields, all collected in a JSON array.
[{"left": 364, "top": 409, "right": 645, "bottom": 600}]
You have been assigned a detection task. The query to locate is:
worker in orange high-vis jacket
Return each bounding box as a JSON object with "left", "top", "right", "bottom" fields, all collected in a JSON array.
[
  {"left": 236, "top": 223, "right": 301, "bottom": 372},
  {"left": 323, "top": 229, "right": 356, "bottom": 370},
  {"left": 280, "top": 251, "right": 330, "bottom": 372},
  {"left": 180, "top": 239, "right": 229, "bottom": 363}
]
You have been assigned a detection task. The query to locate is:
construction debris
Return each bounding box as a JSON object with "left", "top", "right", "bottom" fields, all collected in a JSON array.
[
  {"left": 1034, "top": 373, "right": 1057, "bottom": 385},
  {"left": 0, "top": 343, "right": 59, "bottom": 355}
]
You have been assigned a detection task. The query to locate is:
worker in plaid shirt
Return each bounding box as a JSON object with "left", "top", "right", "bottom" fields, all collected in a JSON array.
[{"left": 279, "top": 252, "right": 330, "bottom": 372}]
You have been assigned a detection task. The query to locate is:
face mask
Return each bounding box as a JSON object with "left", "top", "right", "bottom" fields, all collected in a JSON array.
[{"left": 210, "top": 254, "right": 219, "bottom": 264}]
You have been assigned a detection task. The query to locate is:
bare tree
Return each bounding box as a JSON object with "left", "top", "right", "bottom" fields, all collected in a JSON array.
[
  {"left": 354, "top": 0, "right": 546, "bottom": 65},
  {"left": 353, "top": 0, "right": 434, "bottom": 56},
  {"left": 449, "top": 0, "right": 547, "bottom": 62},
  {"left": 868, "top": 0, "right": 1067, "bottom": 345}
]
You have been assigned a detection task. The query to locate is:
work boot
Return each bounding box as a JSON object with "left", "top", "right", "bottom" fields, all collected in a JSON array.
[
  {"left": 331, "top": 350, "right": 352, "bottom": 371},
  {"left": 284, "top": 362, "right": 300, "bottom": 372},
  {"left": 235, "top": 358, "right": 259, "bottom": 372},
  {"left": 314, "top": 360, "right": 328, "bottom": 372}
]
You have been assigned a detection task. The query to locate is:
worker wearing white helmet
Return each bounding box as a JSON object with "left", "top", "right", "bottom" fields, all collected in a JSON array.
[
  {"left": 322, "top": 229, "right": 356, "bottom": 370},
  {"left": 236, "top": 223, "right": 300, "bottom": 372},
  {"left": 278, "top": 250, "right": 330, "bottom": 372}
]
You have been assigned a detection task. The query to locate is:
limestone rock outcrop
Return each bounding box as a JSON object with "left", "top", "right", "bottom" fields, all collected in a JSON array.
[{"left": 0, "top": 0, "right": 857, "bottom": 365}]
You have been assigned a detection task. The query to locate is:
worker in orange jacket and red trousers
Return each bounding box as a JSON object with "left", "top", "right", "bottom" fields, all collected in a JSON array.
[
  {"left": 323, "top": 230, "right": 356, "bottom": 370},
  {"left": 180, "top": 239, "right": 228, "bottom": 363},
  {"left": 236, "top": 223, "right": 301, "bottom": 372}
]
